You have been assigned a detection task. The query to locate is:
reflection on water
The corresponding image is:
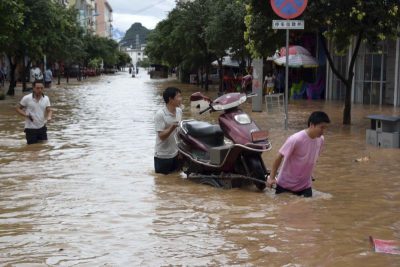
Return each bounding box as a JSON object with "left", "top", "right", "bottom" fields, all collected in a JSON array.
[{"left": 0, "top": 71, "right": 399, "bottom": 266}]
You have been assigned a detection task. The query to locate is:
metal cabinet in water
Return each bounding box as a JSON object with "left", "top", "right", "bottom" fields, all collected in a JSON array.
[{"left": 366, "top": 115, "right": 400, "bottom": 148}]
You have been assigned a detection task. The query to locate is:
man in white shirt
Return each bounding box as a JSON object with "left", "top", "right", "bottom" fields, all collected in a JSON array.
[
  {"left": 154, "top": 87, "right": 183, "bottom": 174},
  {"left": 16, "top": 80, "right": 52, "bottom": 144}
]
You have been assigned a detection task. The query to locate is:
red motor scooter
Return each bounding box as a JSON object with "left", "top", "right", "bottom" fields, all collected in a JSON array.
[{"left": 177, "top": 92, "right": 271, "bottom": 191}]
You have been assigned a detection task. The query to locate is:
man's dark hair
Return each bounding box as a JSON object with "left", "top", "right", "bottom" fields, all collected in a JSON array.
[
  {"left": 308, "top": 111, "right": 330, "bottom": 127},
  {"left": 33, "top": 80, "right": 44, "bottom": 87},
  {"left": 162, "top": 87, "right": 181, "bottom": 104}
]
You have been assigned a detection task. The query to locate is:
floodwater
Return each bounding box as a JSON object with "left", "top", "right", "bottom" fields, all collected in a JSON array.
[{"left": 0, "top": 71, "right": 399, "bottom": 266}]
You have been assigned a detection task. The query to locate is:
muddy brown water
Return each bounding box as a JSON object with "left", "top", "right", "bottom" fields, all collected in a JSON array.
[{"left": 0, "top": 72, "right": 399, "bottom": 266}]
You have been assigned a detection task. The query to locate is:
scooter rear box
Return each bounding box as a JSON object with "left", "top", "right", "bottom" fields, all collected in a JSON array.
[{"left": 210, "top": 145, "right": 232, "bottom": 165}]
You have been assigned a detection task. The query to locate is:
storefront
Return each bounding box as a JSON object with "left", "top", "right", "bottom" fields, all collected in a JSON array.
[{"left": 326, "top": 38, "right": 400, "bottom": 106}]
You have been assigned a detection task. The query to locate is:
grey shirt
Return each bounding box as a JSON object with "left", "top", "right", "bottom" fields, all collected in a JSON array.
[
  {"left": 44, "top": 69, "right": 53, "bottom": 82},
  {"left": 154, "top": 106, "right": 182, "bottom": 158}
]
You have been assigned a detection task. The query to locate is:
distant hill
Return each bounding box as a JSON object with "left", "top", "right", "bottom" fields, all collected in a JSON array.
[{"left": 119, "top": 23, "right": 151, "bottom": 48}]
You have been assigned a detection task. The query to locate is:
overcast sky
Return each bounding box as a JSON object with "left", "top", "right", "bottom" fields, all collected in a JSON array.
[{"left": 107, "top": 0, "right": 176, "bottom": 32}]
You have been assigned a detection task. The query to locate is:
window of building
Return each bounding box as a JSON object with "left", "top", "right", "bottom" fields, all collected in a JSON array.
[{"left": 354, "top": 42, "right": 388, "bottom": 105}]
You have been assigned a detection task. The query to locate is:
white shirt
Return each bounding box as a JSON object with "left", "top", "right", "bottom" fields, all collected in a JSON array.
[
  {"left": 265, "top": 75, "right": 275, "bottom": 88},
  {"left": 20, "top": 93, "right": 51, "bottom": 129},
  {"left": 154, "top": 106, "right": 182, "bottom": 158},
  {"left": 30, "top": 67, "right": 43, "bottom": 83}
]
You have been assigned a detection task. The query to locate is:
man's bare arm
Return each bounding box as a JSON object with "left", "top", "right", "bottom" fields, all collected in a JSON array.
[
  {"left": 158, "top": 123, "right": 178, "bottom": 141},
  {"left": 267, "top": 153, "right": 284, "bottom": 187}
]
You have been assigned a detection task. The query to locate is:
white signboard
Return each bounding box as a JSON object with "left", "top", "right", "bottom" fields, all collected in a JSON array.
[{"left": 272, "top": 20, "right": 304, "bottom": 30}]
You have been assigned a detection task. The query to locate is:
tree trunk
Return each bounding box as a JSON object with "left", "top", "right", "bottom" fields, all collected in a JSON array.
[
  {"left": 78, "top": 63, "right": 81, "bottom": 81},
  {"left": 196, "top": 68, "right": 200, "bottom": 86},
  {"left": 66, "top": 66, "right": 69, "bottom": 83},
  {"left": 343, "top": 81, "right": 352, "bottom": 125},
  {"left": 218, "top": 59, "right": 223, "bottom": 95},
  {"left": 57, "top": 61, "right": 61, "bottom": 85},
  {"left": 22, "top": 59, "right": 31, "bottom": 92},
  {"left": 319, "top": 32, "right": 363, "bottom": 125},
  {"left": 6, "top": 55, "right": 17, "bottom": 96},
  {"left": 204, "top": 64, "right": 210, "bottom": 91},
  {"left": 200, "top": 67, "right": 204, "bottom": 89}
]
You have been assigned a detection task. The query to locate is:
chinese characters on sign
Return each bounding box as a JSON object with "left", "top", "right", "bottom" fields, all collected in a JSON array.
[{"left": 272, "top": 20, "right": 305, "bottom": 30}]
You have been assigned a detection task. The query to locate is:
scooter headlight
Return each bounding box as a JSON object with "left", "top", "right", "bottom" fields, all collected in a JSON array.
[
  {"left": 234, "top": 114, "right": 251, "bottom": 124},
  {"left": 212, "top": 104, "right": 224, "bottom": 111}
]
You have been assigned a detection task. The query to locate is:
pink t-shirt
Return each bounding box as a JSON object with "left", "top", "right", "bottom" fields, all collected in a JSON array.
[{"left": 277, "top": 130, "right": 324, "bottom": 192}]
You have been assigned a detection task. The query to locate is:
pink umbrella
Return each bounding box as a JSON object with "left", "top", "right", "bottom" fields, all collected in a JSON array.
[
  {"left": 274, "top": 45, "right": 318, "bottom": 68},
  {"left": 279, "top": 45, "right": 311, "bottom": 56}
]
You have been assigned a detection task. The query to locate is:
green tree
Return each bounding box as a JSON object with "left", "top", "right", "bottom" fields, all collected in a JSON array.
[
  {"left": 137, "top": 58, "right": 151, "bottom": 68},
  {"left": 147, "top": 2, "right": 213, "bottom": 87},
  {"left": 145, "top": 8, "right": 186, "bottom": 73},
  {"left": 84, "top": 35, "right": 119, "bottom": 68},
  {"left": 1, "top": 0, "right": 84, "bottom": 94},
  {"left": 45, "top": 6, "right": 84, "bottom": 84},
  {"left": 148, "top": 0, "right": 239, "bottom": 89},
  {"left": 146, "top": 0, "right": 252, "bottom": 90},
  {"left": 206, "top": 0, "right": 249, "bottom": 92},
  {"left": 244, "top": 1, "right": 285, "bottom": 59},
  {"left": 88, "top": 57, "right": 102, "bottom": 69},
  {"left": 246, "top": 0, "right": 400, "bottom": 124},
  {"left": 179, "top": 0, "right": 216, "bottom": 89},
  {"left": 0, "top": 0, "right": 24, "bottom": 48},
  {"left": 18, "top": 0, "right": 65, "bottom": 91},
  {"left": 152, "top": 1, "right": 217, "bottom": 87},
  {"left": 117, "top": 51, "right": 132, "bottom": 69},
  {"left": 0, "top": 0, "right": 24, "bottom": 95}
]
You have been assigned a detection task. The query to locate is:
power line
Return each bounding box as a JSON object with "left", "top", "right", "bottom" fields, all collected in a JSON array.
[{"left": 130, "top": 0, "right": 168, "bottom": 15}]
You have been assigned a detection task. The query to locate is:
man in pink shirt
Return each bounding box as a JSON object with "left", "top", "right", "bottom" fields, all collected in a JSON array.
[{"left": 267, "top": 111, "right": 330, "bottom": 197}]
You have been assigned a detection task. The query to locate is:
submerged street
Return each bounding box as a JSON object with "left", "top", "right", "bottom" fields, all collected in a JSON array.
[{"left": 0, "top": 71, "right": 399, "bottom": 266}]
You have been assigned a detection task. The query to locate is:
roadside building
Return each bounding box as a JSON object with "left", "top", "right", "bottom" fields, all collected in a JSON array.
[
  {"left": 327, "top": 39, "right": 400, "bottom": 106},
  {"left": 123, "top": 44, "right": 148, "bottom": 68},
  {"left": 272, "top": 33, "right": 400, "bottom": 107},
  {"left": 94, "top": 0, "right": 113, "bottom": 38},
  {"left": 69, "top": 0, "right": 97, "bottom": 34}
]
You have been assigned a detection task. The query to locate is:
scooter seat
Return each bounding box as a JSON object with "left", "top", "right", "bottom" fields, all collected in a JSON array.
[{"left": 184, "top": 121, "right": 224, "bottom": 147}]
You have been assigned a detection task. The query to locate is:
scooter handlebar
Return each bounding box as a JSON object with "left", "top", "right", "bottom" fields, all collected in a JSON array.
[{"left": 199, "top": 105, "right": 212, "bottom": 115}]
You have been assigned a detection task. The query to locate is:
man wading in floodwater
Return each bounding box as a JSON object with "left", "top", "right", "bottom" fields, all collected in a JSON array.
[
  {"left": 154, "top": 87, "right": 183, "bottom": 174},
  {"left": 267, "top": 111, "right": 330, "bottom": 197},
  {"left": 16, "top": 80, "right": 52, "bottom": 145}
]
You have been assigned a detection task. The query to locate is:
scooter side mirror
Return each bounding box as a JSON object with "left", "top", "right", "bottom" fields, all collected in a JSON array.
[{"left": 190, "top": 92, "right": 212, "bottom": 103}]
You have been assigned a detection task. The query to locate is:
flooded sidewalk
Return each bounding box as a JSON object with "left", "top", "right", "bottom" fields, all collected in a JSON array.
[{"left": 0, "top": 71, "right": 399, "bottom": 266}]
